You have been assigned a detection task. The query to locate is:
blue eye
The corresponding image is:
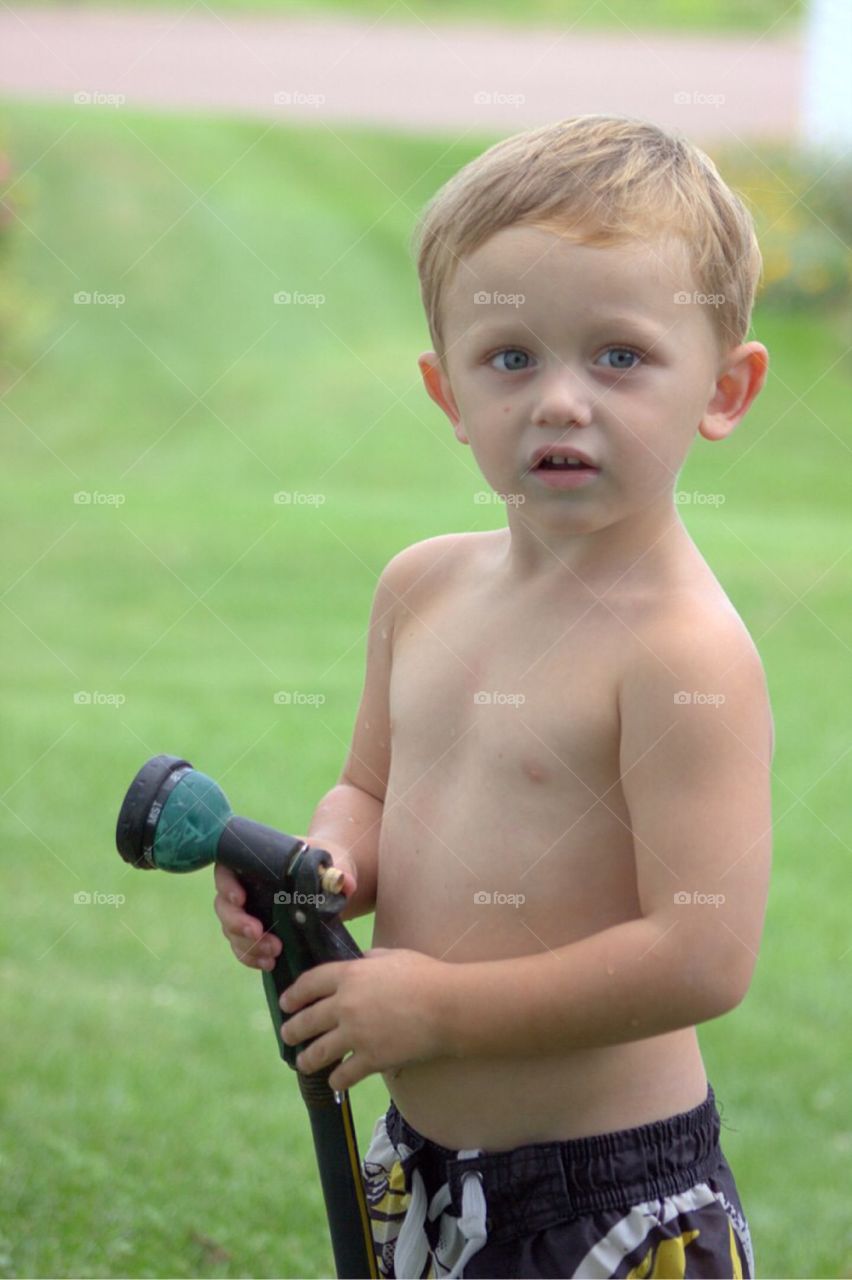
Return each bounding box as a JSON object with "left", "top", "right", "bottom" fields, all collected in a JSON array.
[
  {"left": 599, "top": 348, "right": 642, "bottom": 371},
  {"left": 488, "top": 349, "right": 532, "bottom": 372}
]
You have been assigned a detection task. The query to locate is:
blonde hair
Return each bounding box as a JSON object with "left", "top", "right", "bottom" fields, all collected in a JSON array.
[{"left": 411, "top": 114, "right": 762, "bottom": 363}]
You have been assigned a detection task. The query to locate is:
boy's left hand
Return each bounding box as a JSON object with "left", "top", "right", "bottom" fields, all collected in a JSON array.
[{"left": 279, "top": 948, "right": 449, "bottom": 1091}]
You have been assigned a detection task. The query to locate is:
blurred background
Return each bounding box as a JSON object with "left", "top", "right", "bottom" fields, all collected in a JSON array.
[{"left": 0, "top": 0, "right": 850, "bottom": 1276}]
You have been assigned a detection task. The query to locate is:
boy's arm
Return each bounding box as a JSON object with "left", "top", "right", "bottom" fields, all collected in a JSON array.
[
  {"left": 436, "top": 616, "right": 775, "bottom": 1059},
  {"left": 301, "top": 546, "right": 408, "bottom": 921},
  {"left": 216, "top": 543, "right": 425, "bottom": 961}
]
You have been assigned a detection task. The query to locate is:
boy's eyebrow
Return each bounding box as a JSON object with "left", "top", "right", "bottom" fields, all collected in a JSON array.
[{"left": 467, "top": 312, "right": 669, "bottom": 342}]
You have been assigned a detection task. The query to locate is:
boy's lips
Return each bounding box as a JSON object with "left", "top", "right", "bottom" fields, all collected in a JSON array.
[
  {"left": 526, "top": 444, "right": 599, "bottom": 473},
  {"left": 533, "top": 466, "right": 599, "bottom": 489}
]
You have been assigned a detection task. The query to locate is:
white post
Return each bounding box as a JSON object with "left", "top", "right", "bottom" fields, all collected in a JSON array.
[{"left": 800, "top": 0, "right": 852, "bottom": 151}]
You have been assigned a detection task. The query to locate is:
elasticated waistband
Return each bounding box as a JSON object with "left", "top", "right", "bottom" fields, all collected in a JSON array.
[{"left": 384, "top": 1085, "right": 722, "bottom": 1245}]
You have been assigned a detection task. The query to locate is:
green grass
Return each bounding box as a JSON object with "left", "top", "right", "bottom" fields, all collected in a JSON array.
[
  {"left": 0, "top": 102, "right": 850, "bottom": 1279},
  {"left": 4, "top": 0, "right": 806, "bottom": 33}
]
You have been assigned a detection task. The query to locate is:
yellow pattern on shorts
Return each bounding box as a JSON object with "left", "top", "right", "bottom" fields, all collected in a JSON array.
[
  {"left": 627, "top": 1229, "right": 700, "bottom": 1277},
  {"left": 626, "top": 1219, "right": 744, "bottom": 1278},
  {"left": 365, "top": 1153, "right": 437, "bottom": 1280}
]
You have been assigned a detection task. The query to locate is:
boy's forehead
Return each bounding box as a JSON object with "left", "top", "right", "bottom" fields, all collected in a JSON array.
[{"left": 445, "top": 225, "right": 696, "bottom": 337}]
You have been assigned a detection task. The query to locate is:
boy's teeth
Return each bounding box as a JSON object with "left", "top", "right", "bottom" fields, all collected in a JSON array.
[{"left": 547, "top": 456, "right": 582, "bottom": 467}]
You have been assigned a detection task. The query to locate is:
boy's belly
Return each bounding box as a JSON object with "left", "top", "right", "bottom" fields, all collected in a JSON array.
[
  {"left": 377, "top": 1035, "right": 708, "bottom": 1150},
  {"left": 368, "top": 757, "right": 706, "bottom": 1152}
]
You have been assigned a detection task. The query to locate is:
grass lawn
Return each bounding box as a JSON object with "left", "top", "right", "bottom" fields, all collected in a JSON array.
[
  {"left": 0, "top": 102, "right": 849, "bottom": 1279},
  {"left": 6, "top": 0, "right": 805, "bottom": 34}
]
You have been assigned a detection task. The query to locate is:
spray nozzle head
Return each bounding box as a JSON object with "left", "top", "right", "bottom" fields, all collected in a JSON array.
[{"left": 116, "top": 754, "right": 233, "bottom": 873}]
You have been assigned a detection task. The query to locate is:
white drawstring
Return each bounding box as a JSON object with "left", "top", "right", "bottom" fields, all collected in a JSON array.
[
  {"left": 445, "top": 1155, "right": 488, "bottom": 1277},
  {"left": 393, "top": 1145, "right": 488, "bottom": 1280}
]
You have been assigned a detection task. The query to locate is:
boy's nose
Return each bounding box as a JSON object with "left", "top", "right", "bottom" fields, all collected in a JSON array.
[{"left": 530, "top": 369, "right": 593, "bottom": 429}]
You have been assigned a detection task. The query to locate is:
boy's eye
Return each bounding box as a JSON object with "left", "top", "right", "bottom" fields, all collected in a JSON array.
[
  {"left": 488, "top": 349, "right": 531, "bottom": 372},
  {"left": 598, "top": 347, "right": 642, "bottom": 371},
  {"left": 486, "top": 347, "right": 644, "bottom": 373}
]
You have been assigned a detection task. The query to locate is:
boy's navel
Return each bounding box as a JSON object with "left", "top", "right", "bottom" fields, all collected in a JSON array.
[{"left": 522, "top": 758, "right": 549, "bottom": 784}]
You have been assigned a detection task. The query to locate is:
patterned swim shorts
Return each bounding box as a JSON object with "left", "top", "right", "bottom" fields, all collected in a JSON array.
[{"left": 360, "top": 1083, "right": 754, "bottom": 1278}]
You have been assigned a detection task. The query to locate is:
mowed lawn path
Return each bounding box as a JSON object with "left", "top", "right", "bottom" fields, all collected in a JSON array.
[{"left": 0, "top": 5, "right": 801, "bottom": 142}]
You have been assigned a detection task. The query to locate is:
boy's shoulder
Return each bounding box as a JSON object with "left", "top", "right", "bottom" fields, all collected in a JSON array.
[
  {"left": 620, "top": 580, "right": 775, "bottom": 759},
  {"left": 623, "top": 559, "right": 765, "bottom": 673},
  {"left": 381, "top": 530, "right": 497, "bottom": 598}
]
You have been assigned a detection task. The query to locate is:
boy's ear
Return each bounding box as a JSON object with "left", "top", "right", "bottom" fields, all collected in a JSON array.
[
  {"left": 699, "top": 341, "right": 769, "bottom": 442},
  {"left": 418, "top": 352, "right": 469, "bottom": 444}
]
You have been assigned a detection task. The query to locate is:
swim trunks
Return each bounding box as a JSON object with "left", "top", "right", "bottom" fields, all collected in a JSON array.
[{"left": 360, "top": 1083, "right": 754, "bottom": 1278}]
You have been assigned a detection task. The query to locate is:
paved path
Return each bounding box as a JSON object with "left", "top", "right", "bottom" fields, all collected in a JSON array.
[{"left": 0, "top": 6, "right": 801, "bottom": 144}]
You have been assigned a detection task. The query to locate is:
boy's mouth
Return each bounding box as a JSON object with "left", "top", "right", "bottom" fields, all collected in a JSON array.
[
  {"left": 528, "top": 445, "right": 599, "bottom": 473},
  {"left": 535, "top": 457, "right": 595, "bottom": 471}
]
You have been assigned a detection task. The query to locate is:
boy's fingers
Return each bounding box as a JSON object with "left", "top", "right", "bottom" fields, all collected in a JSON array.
[
  {"left": 214, "top": 863, "right": 244, "bottom": 905},
  {"left": 213, "top": 893, "right": 254, "bottom": 934},
  {"left": 230, "top": 918, "right": 282, "bottom": 960},
  {"left": 211, "top": 865, "right": 284, "bottom": 970}
]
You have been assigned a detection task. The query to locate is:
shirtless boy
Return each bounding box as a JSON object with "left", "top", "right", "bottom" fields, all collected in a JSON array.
[{"left": 214, "top": 115, "right": 773, "bottom": 1278}]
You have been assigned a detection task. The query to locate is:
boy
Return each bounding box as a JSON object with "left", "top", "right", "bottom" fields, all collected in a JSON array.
[{"left": 214, "top": 115, "right": 773, "bottom": 1278}]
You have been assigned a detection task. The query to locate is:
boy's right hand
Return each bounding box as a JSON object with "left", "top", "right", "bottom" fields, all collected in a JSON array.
[{"left": 213, "top": 843, "right": 357, "bottom": 971}]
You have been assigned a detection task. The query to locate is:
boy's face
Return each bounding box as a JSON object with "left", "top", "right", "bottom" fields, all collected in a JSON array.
[{"left": 419, "top": 226, "right": 767, "bottom": 535}]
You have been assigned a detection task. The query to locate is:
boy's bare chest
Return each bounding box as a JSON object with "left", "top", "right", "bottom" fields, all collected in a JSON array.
[
  {"left": 380, "top": 557, "right": 644, "bottom": 956},
  {"left": 389, "top": 570, "right": 630, "bottom": 800}
]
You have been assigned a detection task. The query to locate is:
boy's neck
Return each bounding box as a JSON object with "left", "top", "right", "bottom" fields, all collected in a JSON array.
[{"left": 496, "top": 493, "right": 700, "bottom": 597}]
